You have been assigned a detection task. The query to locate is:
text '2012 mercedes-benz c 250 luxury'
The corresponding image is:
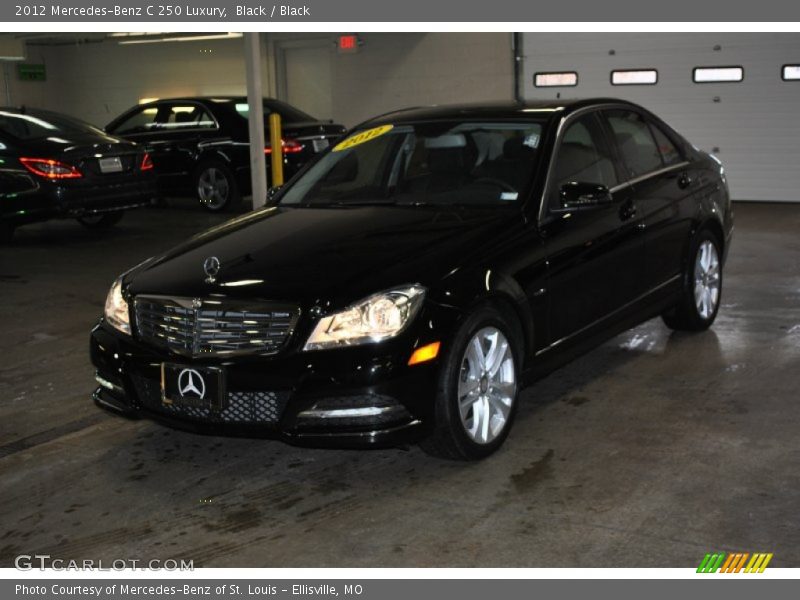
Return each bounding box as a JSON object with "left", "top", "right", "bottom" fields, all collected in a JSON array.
[{"left": 90, "top": 99, "right": 733, "bottom": 460}]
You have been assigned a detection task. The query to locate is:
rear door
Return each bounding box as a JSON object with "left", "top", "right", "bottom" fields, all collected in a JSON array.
[
  {"left": 540, "top": 110, "right": 645, "bottom": 344},
  {"left": 602, "top": 108, "right": 699, "bottom": 295}
]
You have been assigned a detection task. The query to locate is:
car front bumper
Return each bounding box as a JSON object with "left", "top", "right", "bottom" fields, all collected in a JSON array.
[{"left": 89, "top": 310, "right": 456, "bottom": 448}]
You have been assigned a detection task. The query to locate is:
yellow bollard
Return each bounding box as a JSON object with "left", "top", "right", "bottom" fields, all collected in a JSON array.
[{"left": 268, "top": 112, "right": 284, "bottom": 188}]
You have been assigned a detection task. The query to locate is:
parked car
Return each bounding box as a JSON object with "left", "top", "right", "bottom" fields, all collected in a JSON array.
[
  {"left": 105, "top": 96, "right": 346, "bottom": 212},
  {"left": 0, "top": 107, "right": 157, "bottom": 243},
  {"left": 91, "top": 99, "right": 733, "bottom": 459}
]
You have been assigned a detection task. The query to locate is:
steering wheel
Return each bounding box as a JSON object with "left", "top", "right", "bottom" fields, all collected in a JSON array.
[{"left": 472, "top": 177, "right": 518, "bottom": 194}]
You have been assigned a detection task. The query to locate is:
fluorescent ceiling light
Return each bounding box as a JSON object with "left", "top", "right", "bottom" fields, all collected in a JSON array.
[{"left": 118, "top": 33, "right": 242, "bottom": 45}]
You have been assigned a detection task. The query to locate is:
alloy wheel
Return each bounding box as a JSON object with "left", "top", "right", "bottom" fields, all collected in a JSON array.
[
  {"left": 457, "top": 326, "right": 517, "bottom": 444},
  {"left": 197, "top": 167, "right": 230, "bottom": 210},
  {"left": 694, "top": 239, "right": 721, "bottom": 320}
]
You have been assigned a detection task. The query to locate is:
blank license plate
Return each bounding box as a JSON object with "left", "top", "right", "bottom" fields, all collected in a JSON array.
[
  {"left": 312, "top": 139, "right": 330, "bottom": 152},
  {"left": 161, "top": 363, "right": 225, "bottom": 410},
  {"left": 98, "top": 157, "right": 123, "bottom": 173}
]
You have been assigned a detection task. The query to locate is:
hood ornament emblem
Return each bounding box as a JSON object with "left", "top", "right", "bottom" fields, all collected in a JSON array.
[{"left": 203, "top": 256, "right": 221, "bottom": 283}]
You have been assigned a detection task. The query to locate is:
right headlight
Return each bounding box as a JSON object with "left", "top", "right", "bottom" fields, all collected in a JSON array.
[
  {"left": 303, "top": 285, "right": 426, "bottom": 351},
  {"left": 104, "top": 277, "right": 131, "bottom": 335}
]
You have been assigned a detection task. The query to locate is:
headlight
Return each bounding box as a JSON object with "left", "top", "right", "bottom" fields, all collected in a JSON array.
[
  {"left": 104, "top": 277, "right": 131, "bottom": 335},
  {"left": 303, "top": 285, "right": 426, "bottom": 350}
]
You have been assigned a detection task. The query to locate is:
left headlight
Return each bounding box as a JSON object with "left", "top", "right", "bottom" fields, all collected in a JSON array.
[
  {"left": 104, "top": 277, "right": 131, "bottom": 335},
  {"left": 303, "top": 285, "right": 426, "bottom": 351}
]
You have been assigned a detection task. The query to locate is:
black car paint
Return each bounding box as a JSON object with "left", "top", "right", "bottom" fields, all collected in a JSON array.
[
  {"left": 90, "top": 98, "right": 733, "bottom": 447},
  {"left": 105, "top": 97, "right": 346, "bottom": 198},
  {"left": 0, "top": 109, "right": 157, "bottom": 227}
]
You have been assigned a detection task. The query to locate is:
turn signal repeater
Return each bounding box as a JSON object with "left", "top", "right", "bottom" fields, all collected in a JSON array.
[
  {"left": 408, "top": 341, "right": 441, "bottom": 366},
  {"left": 19, "top": 157, "right": 82, "bottom": 179}
]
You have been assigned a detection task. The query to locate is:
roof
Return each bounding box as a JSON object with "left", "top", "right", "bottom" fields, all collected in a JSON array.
[{"left": 358, "top": 98, "right": 639, "bottom": 127}]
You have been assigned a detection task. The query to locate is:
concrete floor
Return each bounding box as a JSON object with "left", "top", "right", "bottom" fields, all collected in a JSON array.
[{"left": 0, "top": 201, "right": 798, "bottom": 568}]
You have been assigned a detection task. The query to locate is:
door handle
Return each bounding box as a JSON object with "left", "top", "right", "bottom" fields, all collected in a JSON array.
[
  {"left": 678, "top": 172, "right": 693, "bottom": 189},
  {"left": 619, "top": 200, "right": 637, "bottom": 221}
]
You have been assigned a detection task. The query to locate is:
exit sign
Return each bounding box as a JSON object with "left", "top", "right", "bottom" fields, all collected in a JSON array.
[
  {"left": 17, "top": 63, "right": 46, "bottom": 82},
  {"left": 337, "top": 34, "right": 361, "bottom": 54}
]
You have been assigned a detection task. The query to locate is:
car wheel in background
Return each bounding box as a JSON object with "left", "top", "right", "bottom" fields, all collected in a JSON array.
[
  {"left": 421, "top": 305, "right": 522, "bottom": 460},
  {"left": 195, "top": 161, "right": 239, "bottom": 212},
  {"left": 77, "top": 212, "right": 125, "bottom": 229},
  {"left": 663, "top": 229, "right": 723, "bottom": 331}
]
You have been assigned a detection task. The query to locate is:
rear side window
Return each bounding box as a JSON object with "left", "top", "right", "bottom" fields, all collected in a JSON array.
[
  {"left": 604, "top": 110, "right": 663, "bottom": 178},
  {"left": 110, "top": 106, "right": 160, "bottom": 135},
  {"left": 161, "top": 105, "right": 216, "bottom": 130}
]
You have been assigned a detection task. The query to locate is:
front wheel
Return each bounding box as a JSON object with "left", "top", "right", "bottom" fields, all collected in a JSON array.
[
  {"left": 420, "top": 306, "right": 521, "bottom": 460},
  {"left": 195, "top": 162, "right": 239, "bottom": 212},
  {"left": 77, "top": 211, "right": 124, "bottom": 229},
  {"left": 662, "top": 230, "right": 723, "bottom": 331}
]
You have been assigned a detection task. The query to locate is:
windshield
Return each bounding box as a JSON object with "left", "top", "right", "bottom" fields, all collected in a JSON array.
[
  {"left": 0, "top": 110, "right": 103, "bottom": 140},
  {"left": 278, "top": 121, "right": 544, "bottom": 207}
]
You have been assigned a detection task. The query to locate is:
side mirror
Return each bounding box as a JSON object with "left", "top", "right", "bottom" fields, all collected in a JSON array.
[{"left": 559, "top": 182, "right": 613, "bottom": 209}]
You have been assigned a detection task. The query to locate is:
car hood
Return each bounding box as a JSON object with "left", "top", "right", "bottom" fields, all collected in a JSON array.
[{"left": 126, "top": 205, "right": 521, "bottom": 307}]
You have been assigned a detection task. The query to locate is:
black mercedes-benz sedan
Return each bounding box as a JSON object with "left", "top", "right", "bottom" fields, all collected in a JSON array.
[
  {"left": 106, "top": 97, "right": 346, "bottom": 212},
  {"left": 90, "top": 99, "right": 733, "bottom": 459},
  {"left": 0, "top": 108, "right": 157, "bottom": 243}
]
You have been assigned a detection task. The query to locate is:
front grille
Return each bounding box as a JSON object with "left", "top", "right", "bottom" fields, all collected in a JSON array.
[
  {"left": 134, "top": 295, "right": 299, "bottom": 357},
  {"left": 131, "top": 374, "right": 288, "bottom": 425}
]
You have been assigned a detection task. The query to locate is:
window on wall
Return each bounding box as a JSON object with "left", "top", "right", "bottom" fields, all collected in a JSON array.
[
  {"left": 611, "top": 69, "right": 658, "bottom": 85},
  {"left": 534, "top": 72, "right": 578, "bottom": 87},
  {"left": 782, "top": 65, "right": 800, "bottom": 81},
  {"left": 693, "top": 66, "right": 744, "bottom": 83}
]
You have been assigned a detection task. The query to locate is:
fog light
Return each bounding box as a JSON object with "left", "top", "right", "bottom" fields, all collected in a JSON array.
[{"left": 408, "top": 341, "right": 441, "bottom": 366}]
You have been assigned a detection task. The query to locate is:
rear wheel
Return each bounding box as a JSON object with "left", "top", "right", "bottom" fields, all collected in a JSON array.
[
  {"left": 195, "top": 162, "right": 239, "bottom": 212},
  {"left": 420, "top": 305, "right": 521, "bottom": 460},
  {"left": 77, "top": 211, "right": 124, "bottom": 229},
  {"left": 662, "top": 229, "right": 723, "bottom": 331},
  {"left": 0, "top": 222, "right": 15, "bottom": 244}
]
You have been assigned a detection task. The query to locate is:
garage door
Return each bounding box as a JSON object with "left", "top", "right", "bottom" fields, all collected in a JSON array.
[{"left": 521, "top": 33, "right": 800, "bottom": 202}]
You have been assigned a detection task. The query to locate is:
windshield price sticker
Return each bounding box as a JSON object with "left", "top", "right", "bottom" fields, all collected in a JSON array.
[{"left": 333, "top": 125, "right": 394, "bottom": 152}]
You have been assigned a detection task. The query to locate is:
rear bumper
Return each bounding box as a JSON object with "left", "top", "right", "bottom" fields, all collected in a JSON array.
[
  {"left": 1, "top": 176, "right": 158, "bottom": 224},
  {"left": 89, "top": 307, "right": 457, "bottom": 447}
]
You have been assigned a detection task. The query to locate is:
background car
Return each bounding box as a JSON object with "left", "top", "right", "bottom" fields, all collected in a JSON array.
[
  {"left": 90, "top": 99, "right": 733, "bottom": 460},
  {"left": 0, "top": 107, "right": 157, "bottom": 243},
  {"left": 105, "top": 96, "right": 346, "bottom": 212}
]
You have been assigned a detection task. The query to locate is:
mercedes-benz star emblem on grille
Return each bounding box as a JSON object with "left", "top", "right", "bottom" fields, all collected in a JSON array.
[
  {"left": 203, "top": 256, "right": 220, "bottom": 283},
  {"left": 177, "top": 368, "right": 206, "bottom": 399}
]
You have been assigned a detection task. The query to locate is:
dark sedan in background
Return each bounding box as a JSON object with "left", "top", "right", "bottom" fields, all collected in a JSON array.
[
  {"left": 106, "top": 96, "right": 346, "bottom": 211},
  {"left": 0, "top": 108, "right": 157, "bottom": 243},
  {"left": 91, "top": 99, "right": 733, "bottom": 460}
]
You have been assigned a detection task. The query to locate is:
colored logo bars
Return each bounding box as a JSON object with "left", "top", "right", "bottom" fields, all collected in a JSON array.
[{"left": 697, "top": 552, "right": 773, "bottom": 573}]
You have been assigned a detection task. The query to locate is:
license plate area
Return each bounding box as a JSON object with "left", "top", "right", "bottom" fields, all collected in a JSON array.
[
  {"left": 312, "top": 138, "right": 330, "bottom": 153},
  {"left": 161, "top": 363, "right": 225, "bottom": 411},
  {"left": 98, "top": 156, "right": 123, "bottom": 174}
]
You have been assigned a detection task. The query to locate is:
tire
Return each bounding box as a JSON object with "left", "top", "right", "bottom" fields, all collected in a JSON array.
[
  {"left": 195, "top": 161, "right": 239, "bottom": 212},
  {"left": 77, "top": 211, "right": 124, "bottom": 229},
  {"left": 0, "top": 222, "right": 14, "bottom": 244},
  {"left": 662, "top": 229, "right": 723, "bottom": 331},
  {"left": 420, "top": 305, "right": 522, "bottom": 460}
]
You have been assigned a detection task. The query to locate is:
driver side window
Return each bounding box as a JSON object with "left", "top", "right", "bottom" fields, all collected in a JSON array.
[{"left": 549, "top": 113, "right": 617, "bottom": 209}]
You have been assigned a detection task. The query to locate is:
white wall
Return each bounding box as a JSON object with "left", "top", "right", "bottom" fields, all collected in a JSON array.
[{"left": 5, "top": 33, "right": 514, "bottom": 129}]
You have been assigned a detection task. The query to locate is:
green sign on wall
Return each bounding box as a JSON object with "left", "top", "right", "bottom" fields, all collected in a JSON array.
[{"left": 17, "top": 63, "right": 46, "bottom": 82}]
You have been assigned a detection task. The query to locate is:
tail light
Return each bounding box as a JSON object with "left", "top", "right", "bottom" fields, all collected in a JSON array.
[
  {"left": 264, "top": 139, "right": 304, "bottom": 155},
  {"left": 140, "top": 153, "right": 154, "bottom": 171},
  {"left": 19, "top": 157, "right": 82, "bottom": 179}
]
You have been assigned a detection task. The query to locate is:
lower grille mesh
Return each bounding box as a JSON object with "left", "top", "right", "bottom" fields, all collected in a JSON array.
[{"left": 130, "top": 374, "right": 288, "bottom": 425}]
